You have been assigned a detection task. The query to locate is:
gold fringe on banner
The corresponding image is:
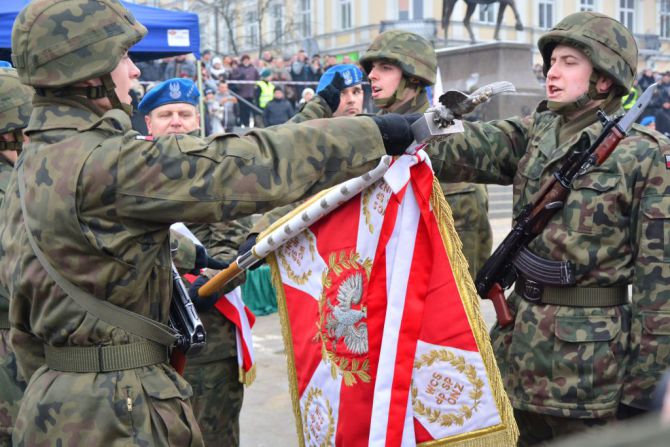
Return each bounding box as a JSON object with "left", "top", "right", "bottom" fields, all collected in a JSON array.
[
  {"left": 425, "top": 177, "right": 519, "bottom": 447},
  {"left": 266, "top": 253, "right": 307, "bottom": 446},
  {"left": 239, "top": 363, "right": 257, "bottom": 387}
]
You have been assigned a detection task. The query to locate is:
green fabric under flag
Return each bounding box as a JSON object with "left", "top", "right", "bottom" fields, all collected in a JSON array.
[{"left": 242, "top": 265, "right": 277, "bottom": 316}]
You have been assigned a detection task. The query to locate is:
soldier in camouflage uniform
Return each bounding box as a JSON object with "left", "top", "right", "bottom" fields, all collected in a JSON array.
[
  {"left": 291, "top": 30, "right": 493, "bottom": 277},
  {"left": 139, "top": 77, "right": 253, "bottom": 446},
  {"left": 424, "top": 12, "right": 670, "bottom": 444},
  {"left": 0, "top": 66, "right": 32, "bottom": 447},
  {"left": 0, "top": 1, "right": 414, "bottom": 445}
]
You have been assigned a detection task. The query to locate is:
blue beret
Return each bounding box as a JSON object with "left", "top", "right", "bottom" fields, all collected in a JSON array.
[
  {"left": 0, "top": 61, "right": 12, "bottom": 68},
  {"left": 640, "top": 115, "right": 656, "bottom": 126},
  {"left": 138, "top": 78, "right": 200, "bottom": 115},
  {"left": 317, "top": 64, "right": 364, "bottom": 93}
]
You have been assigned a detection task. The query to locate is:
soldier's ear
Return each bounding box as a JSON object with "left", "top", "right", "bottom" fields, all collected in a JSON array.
[{"left": 595, "top": 75, "right": 614, "bottom": 94}]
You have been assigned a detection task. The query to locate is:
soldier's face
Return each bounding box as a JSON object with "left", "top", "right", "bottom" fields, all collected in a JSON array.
[
  {"left": 145, "top": 103, "right": 200, "bottom": 136},
  {"left": 110, "top": 53, "right": 141, "bottom": 105},
  {"left": 545, "top": 45, "right": 594, "bottom": 103},
  {"left": 368, "top": 61, "right": 403, "bottom": 100},
  {"left": 334, "top": 85, "right": 364, "bottom": 117}
]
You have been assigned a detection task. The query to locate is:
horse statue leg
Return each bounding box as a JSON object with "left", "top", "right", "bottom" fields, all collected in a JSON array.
[
  {"left": 463, "top": 1, "right": 477, "bottom": 44},
  {"left": 508, "top": 0, "right": 524, "bottom": 31},
  {"left": 442, "top": 0, "right": 458, "bottom": 41}
]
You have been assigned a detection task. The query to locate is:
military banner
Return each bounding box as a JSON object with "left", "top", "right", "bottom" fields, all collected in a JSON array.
[{"left": 268, "top": 150, "right": 517, "bottom": 446}]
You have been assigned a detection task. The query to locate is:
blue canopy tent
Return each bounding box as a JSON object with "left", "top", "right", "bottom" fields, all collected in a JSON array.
[{"left": 0, "top": 0, "right": 200, "bottom": 62}]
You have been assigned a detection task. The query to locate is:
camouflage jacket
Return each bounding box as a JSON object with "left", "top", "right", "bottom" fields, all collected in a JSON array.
[
  {"left": 0, "top": 155, "right": 12, "bottom": 317},
  {"left": 426, "top": 99, "right": 670, "bottom": 416},
  {"left": 0, "top": 96, "right": 385, "bottom": 383}
]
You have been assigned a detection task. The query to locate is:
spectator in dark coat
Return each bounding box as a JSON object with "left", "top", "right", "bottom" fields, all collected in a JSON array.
[
  {"left": 231, "top": 54, "right": 260, "bottom": 127},
  {"left": 263, "top": 88, "right": 295, "bottom": 127}
]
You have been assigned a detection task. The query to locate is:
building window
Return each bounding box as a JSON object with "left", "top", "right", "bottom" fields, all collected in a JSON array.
[
  {"left": 272, "top": 3, "right": 284, "bottom": 43},
  {"left": 538, "top": 0, "right": 554, "bottom": 29},
  {"left": 300, "top": 0, "right": 312, "bottom": 37},
  {"left": 246, "top": 10, "right": 258, "bottom": 47},
  {"left": 662, "top": 0, "right": 670, "bottom": 38},
  {"left": 619, "top": 0, "right": 635, "bottom": 31},
  {"left": 339, "top": 0, "right": 352, "bottom": 29},
  {"left": 579, "top": 0, "right": 595, "bottom": 11},
  {"left": 478, "top": 4, "right": 498, "bottom": 24}
]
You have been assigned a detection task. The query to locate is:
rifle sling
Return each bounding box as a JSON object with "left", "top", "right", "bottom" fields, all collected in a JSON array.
[{"left": 18, "top": 164, "right": 178, "bottom": 365}]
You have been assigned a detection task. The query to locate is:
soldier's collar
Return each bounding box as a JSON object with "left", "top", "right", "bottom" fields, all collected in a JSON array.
[{"left": 26, "top": 97, "right": 128, "bottom": 134}]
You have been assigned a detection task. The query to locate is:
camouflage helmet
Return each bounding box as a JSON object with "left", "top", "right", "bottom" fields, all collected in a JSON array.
[
  {"left": 359, "top": 30, "right": 436, "bottom": 86},
  {"left": 0, "top": 68, "right": 33, "bottom": 135},
  {"left": 11, "top": 0, "right": 147, "bottom": 88},
  {"left": 537, "top": 12, "right": 637, "bottom": 95}
]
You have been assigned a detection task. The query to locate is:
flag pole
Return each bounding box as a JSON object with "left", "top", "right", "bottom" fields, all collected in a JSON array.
[{"left": 198, "top": 156, "right": 393, "bottom": 297}]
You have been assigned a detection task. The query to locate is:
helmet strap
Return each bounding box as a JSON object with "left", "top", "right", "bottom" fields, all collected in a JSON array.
[
  {"left": 33, "top": 74, "right": 132, "bottom": 116},
  {"left": 0, "top": 130, "right": 24, "bottom": 152}
]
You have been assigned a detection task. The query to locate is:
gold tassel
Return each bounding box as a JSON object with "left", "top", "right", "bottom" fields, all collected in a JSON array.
[
  {"left": 425, "top": 177, "right": 519, "bottom": 447},
  {"left": 239, "top": 363, "right": 257, "bottom": 387}
]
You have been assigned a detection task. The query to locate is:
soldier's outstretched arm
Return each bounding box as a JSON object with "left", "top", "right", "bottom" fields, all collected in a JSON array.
[
  {"left": 112, "top": 116, "right": 391, "bottom": 224},
  {"left": 290, "top": 96, "right": 333, "bottom": 124},
  {"left": 424, "top": 115, "right": 532, "bottom": 185}
]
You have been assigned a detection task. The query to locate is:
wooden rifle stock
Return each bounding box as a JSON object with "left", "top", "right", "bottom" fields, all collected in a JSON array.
[{"left": 486, "top": 283, "right": 514, "bottom": 327}]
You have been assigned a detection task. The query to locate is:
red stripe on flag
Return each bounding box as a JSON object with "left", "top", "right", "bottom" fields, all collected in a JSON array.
[{"left": 384, "top": 163, "right": 436, "bottom": 445}]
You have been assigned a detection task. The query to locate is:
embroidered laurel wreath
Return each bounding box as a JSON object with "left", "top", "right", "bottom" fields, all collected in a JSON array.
[
  {"left": 302, "top": 387, "right": 335, "bottom": 446},
  {"left": 411, "top": 349, "right": 484, "bottom": 427}
]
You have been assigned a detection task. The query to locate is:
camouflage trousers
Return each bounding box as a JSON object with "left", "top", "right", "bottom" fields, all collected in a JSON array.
[
  {"left": 444, "top": 185, "right": 492, "bottom": 278},
  {"left": 513, "top": 408, "right": 616, "bottom": 446},
  {"left": 0, "top": 329, "right": 25, "bottom": 447},
  {"left": 13, "top": 363, "right": 203, "bottom": 446},
  {"left": 184, "top": 356, "right": 243, "bottom": 447}
]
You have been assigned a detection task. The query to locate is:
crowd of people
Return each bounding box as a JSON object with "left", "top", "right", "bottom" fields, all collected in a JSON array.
[{"left": 132, "top": 49, "right": 372, "bottom": 135}]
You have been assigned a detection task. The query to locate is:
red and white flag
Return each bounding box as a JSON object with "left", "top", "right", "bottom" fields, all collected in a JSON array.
[{"left": 268, "top": 150, "right": 517, "bottom": 446}]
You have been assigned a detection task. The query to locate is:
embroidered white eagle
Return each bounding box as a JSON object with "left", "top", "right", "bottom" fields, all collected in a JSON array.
[{"left": 326, "top": 272, "right": 368, "bottom": 355}]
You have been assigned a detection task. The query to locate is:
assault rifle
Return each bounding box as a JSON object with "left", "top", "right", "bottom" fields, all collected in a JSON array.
[
  {"left": 476, "top": 83, "right": 658, "bottom": 327},
  {"left": 169, "top": 263, "right": 206, "bottom": 373}
]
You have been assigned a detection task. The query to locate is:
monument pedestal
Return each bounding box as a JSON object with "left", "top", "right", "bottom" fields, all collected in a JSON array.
[{"left": 435, "top": 41, "right": 544, "bottom": 119}]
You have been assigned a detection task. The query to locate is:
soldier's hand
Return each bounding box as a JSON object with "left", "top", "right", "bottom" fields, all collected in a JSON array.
[
  {"left": 188, "top": 274, "right": 220, "bottom": 312},
  {"left": 371, "top": 113, "right": 421, "bottom": 155},
  {"left": 317, "top": 71, "right": 345, "bottom": 112},
  {"left": 193, "top": 245, "right": 229, "bottom": 272},
  {"left": 238, "top": 234, "right": 264, "bottom": 270}
]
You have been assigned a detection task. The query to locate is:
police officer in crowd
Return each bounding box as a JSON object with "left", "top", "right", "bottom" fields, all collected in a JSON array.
[
  {"left": 425, "top": 12, "right": 670, "bottom": 445},
  {"left": 0, "top": 0, "right": 416, "bottom": 444}
]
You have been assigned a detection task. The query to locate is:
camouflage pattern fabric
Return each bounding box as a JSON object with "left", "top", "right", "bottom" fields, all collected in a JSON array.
[
  {"left": 0, "top": 69, "right": 33, "bottom": 136},
  {"left": 182, "top": 217, "right": 257, "bottom": 447},
  {"left": 170, "top": 229, "right": 198, "bottom": 273},
  {"left": 425, "top": 97, "right": 670, "bottom": 421},
  {"left": 0, "top": 91, "right": 386, "bottom": 445},
  {"left": 442, "top": 182, "right": 492, "bottom": 277},
  {"left": 0, "top": 157, "right": 24, "bottom": 447}
]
